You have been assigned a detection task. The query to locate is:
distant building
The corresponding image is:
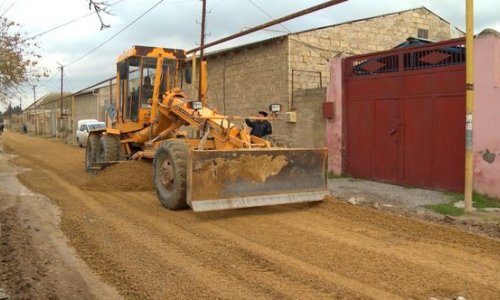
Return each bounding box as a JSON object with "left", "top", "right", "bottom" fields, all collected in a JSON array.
[
  {"left": 73, "top": 82, "right": 115, "bottom": 126},
  {"left": 23, "top": 92, "right": 72, "bottom": 137}
]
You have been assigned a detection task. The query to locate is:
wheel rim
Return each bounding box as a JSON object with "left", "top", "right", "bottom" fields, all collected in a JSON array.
[{"left": 160, "top": 157, "right": 174, "bottom": 191}]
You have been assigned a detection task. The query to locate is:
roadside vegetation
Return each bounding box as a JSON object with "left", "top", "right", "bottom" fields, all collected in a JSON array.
[{"left": 425, "top": 192, "right": 500, "bottom": 216}]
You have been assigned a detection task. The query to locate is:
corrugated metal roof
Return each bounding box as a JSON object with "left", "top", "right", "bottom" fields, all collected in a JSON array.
[{"left": 205, "top": 35, "right": 288, "bottom": 58}]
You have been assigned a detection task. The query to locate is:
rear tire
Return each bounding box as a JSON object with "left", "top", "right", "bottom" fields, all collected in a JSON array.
[
  {"left": 153, "top": 140, "right": 189, "bottom": 210},
  {"left": 85, "top": 134, "right": 101, "bottom": 171}
]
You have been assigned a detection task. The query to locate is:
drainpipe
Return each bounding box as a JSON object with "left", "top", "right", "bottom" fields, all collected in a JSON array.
[{"left": 464, "top": 0, "right": 474, "bottom": 213}]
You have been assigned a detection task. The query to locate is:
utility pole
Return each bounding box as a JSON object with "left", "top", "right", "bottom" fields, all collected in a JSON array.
[
  {"left": 464, "top": 0, "right": 474, "bottom": 212},
  {"left": 197, "top": 0, "right": 207, "bottom": 103},
  {"left": 59, "top": 63, "right": 64, "bottom": 118},
  {"left": 57, "top": 62, "right": 64, "bottom": 138}
]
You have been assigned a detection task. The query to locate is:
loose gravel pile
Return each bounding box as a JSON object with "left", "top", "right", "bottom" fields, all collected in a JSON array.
[{"left": 82, "top": 161, "right": 154, "bottom": 192}]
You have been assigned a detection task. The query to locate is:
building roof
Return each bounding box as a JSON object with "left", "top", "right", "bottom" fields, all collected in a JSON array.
[
  {"left": 206, "top": 6, "right": 460, "bottom": 58},
  {"left": 206, "top": 35, "right": 288, "bottom": 58},
  {"left": 393, "top": 37, "right": 433, "bottom": 48},
  {"left": 24, "top": 92, "right": 72, "bottom": 110},
  {"left": 292, "top": 6, "right": 458, "bottom": 36}
]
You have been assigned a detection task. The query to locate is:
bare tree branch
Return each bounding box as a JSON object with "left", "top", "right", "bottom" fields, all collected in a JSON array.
[{"left": 87, "top": 0, "right": 111, "bottom": 30}]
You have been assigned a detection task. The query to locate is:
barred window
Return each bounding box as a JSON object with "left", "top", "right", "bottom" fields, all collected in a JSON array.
[{"left": 418, "top": 28, "right": 429, "bottom": 39}]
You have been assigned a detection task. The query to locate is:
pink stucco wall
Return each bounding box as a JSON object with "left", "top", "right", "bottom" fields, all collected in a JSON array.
[
  {"left": 473, "top": 30, "right": 500, "bottom": 198},
  {"left": 325, "top": 54, "right": 344, "bottom": 174}
]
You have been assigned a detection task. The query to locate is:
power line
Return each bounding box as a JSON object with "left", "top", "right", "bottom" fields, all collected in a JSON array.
[
  {"left": 244, "top": 1, "right": 336, "bottom": 54},
  {"left": 32, "top": 0, "right": 190, "bottom": 99},
  {"left": 23, "top": 12, "right": 95, "bottom": 41},
  {"left": 0, "top": 2, "right": 15, "bottom": 18},
  {"left": 65, "top": 0, "right": 164, "bottom": 68},
  {"left": 37, "top": 71, "right": 59, "bottom": 88},
  {"left": 63, "top": 71, "right": 76, "bottom": 92},
  {"left": 23, "top": 0, "right": 126, "bottom": 42},
  {"left": 246, "top": 0, "right": 291, "bottom": 33}
]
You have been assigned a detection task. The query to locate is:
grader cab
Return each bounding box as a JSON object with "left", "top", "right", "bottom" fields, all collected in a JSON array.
[{"left": 85, "top": 45, "right": 329, "bottom": 212}]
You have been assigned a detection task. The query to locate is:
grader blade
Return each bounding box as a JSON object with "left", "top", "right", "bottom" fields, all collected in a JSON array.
[{"left": 187, "top": 148, "right": 329, "bottom": 212}]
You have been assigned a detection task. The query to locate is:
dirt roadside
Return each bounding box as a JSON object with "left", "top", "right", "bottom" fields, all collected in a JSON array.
[
  {"left": 1, "top": 132, "right": 500, "bottom": 299},
  {"left": 0, "top": 137, "right": 121, "bottom": 299}
]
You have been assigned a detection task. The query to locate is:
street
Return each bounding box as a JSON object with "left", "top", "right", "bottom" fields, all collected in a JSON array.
[{"left": 1, "top": 132, "right": 499, "bottom": 299}]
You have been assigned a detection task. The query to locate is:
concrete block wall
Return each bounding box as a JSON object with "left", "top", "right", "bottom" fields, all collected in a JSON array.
[
  {"left": 206, "top": 38, "right": 289, "bottom": 116},
  {"left": 206, "top": 39, "right": 291, "bottom": 143},
  {"left": 203, "top": 8, "right": 462, "bottom": 145},
  {"left": 289, "top": 7, "right": 463, "bottom": 93},
  {"left": 288, "top": 87, "right": 327, "bottom": 148}
]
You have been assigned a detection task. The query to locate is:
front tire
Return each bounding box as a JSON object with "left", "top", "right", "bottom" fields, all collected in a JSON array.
[
  {"left": 153, "top": 140, "right": 189, "bottom": 210},
  {"left": 85, "top": 134, "right": 101, "bottom": 171}
]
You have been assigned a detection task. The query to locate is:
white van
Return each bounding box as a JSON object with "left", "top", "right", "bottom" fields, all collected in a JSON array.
[{"left": 76, "top": 119, "right": 106, "bottom": 147}]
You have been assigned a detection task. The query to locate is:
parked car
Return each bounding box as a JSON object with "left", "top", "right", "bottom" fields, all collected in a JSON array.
[
  {"left": 76, "top": 120, "right": 106, "bottom": 147},
  {"left": 77, "top": 119, "right": 98, "bottom": 129}
]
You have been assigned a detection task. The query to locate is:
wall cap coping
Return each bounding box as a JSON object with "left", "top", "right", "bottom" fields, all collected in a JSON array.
[{"left": 478, "top": 28, "right": 500, "bottom": 39}]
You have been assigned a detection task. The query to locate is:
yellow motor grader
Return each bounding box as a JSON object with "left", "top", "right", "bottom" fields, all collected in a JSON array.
[{"left": 85, "top": 45, "right": 328, "bottom": 212}]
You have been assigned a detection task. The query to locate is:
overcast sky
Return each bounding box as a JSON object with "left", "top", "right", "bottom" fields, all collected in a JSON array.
[{"left": 2, "top": 0, "right": 500, "bottom": 111}]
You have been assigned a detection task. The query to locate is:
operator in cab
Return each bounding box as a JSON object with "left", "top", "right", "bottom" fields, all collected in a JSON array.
[
  {"left": 142, "top": 75, "right": 153, "bottom": 104},
  {"left": 245, "top": 111, "right": 272, "bottom": 138}
]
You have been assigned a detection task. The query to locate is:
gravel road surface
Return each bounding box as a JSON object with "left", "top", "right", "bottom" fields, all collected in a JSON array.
[{"left": 328, "top": 178, "right": 451, "bottom": 209}]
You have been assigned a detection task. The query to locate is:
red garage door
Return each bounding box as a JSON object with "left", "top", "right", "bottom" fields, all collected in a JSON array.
[{"left": 344, "top": 39, "right": 465, "bottom": 191}]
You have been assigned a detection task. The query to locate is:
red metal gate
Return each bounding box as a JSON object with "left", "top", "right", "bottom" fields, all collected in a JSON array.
[{"left": 344, "top": 38, "right": 466, "bottom": 191}]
